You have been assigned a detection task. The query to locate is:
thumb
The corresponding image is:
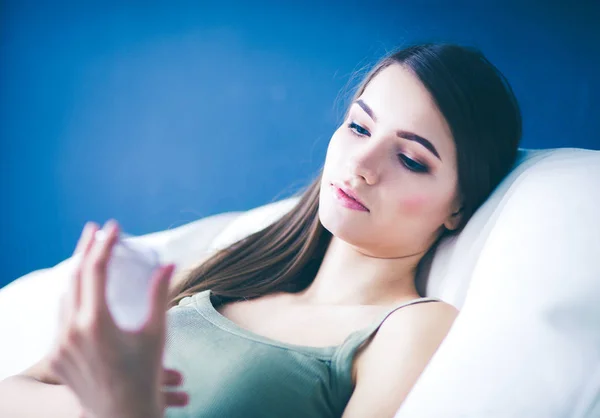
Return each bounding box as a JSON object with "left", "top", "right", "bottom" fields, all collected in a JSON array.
[{"left": 144, "top": 264, "right": 176, "bottom": 333}]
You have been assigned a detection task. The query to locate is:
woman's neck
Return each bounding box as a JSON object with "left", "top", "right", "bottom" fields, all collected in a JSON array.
[{"left": 292, "top": 237, "right": 423, "bottom": 306}]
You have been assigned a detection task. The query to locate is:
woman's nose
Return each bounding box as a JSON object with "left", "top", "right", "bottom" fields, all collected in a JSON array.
[{"left": 346, "top": 144, "right": 382, "bottom": 185}]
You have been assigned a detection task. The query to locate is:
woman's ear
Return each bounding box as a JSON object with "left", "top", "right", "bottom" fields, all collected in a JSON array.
[{"left": 444, "top": 207, "right": 463, "bottom": 231}]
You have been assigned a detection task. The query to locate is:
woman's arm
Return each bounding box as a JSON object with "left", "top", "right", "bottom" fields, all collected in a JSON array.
[
  {"left": 0, "top": 354, "right": 85, "bottom": 417},
  {"left": 0, "top": 355, "right": 186, "bottom": 418},
  {"left": 0, "top": 374, "right": 84, "bottom": 418}
]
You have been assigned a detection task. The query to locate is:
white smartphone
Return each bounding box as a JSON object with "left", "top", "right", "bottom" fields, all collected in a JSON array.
[{"left": 80, "top": 229, "right": 161, "bottom": 331}]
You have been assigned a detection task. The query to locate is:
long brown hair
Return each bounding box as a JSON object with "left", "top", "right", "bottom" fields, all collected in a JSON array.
[{"left": 168, "top": 42, "right": 522, "bottom": 307}]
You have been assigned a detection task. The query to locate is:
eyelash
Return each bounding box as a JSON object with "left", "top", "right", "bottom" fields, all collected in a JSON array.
[{"left": 346, "top": 122, "right": 430, "bottom": 174}]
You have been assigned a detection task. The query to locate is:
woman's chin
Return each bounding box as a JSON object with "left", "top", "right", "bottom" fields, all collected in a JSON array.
[{"left": 319, "top": 211, "right": 371, "bottom": 246}]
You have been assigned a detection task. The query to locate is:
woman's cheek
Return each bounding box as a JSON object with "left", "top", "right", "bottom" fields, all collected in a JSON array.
[{"left": 399, "top": 194, "right": 430, "bottom": 215}]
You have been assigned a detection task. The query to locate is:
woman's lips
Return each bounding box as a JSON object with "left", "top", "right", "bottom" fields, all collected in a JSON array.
[{"left": 331, "top": 184, "right": 369, "bottom": 212}]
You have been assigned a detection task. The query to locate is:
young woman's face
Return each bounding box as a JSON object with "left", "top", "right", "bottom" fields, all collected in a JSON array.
[{"left": 319, "top": 63, "right": 462, "bottom": 258}]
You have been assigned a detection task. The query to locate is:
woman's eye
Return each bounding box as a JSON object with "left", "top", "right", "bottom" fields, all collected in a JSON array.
[
  {"left": 347, "top": 121, "right": 370, "bottom": 137},
  {"left": 346, "top": 121, "right": 428, "bottom": 174},
  {"left": 398, "top": 154, "right": 429, "bottom": 173}
]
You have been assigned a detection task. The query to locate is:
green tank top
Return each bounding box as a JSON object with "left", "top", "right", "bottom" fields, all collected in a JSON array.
[{"left": 163, "top": 289, "right": 440, "bottom": 418}]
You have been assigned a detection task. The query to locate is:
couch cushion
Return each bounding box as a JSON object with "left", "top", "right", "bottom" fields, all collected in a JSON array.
[{"left": 395, "top": 147, "right": 600, "bottom": 417}]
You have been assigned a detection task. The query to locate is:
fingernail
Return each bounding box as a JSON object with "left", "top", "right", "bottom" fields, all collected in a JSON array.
[
  {"left": 104, "top": 219, "right": 120, "bottom": 236},
  {"left": 165, "top": 264, "right": 176, "bottom": 278}
]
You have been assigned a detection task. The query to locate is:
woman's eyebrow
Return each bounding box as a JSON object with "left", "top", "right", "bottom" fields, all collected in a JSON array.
[
  {"left": 356, "top": 99, "right": 377, "bottom": 122},
  {"left": 396, "top": 130, "right": 442, "bottom": 162},
  {"left": 354, "top": 99, "right": 442, "bottom": 162}
]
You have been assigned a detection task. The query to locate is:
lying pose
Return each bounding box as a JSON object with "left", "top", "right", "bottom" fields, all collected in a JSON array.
[{"left": 0, "top": 42, "right": 521, "bottom": 417}]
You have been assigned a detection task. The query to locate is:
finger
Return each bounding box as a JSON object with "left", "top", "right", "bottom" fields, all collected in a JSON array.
[
  {"left": 47, "top": 354, "right": 69, "bottom": 386},
  {"left": 58, "top": 292, "right": 70, "bottom": 325},
  {"left": 47, "top": 341, "right": 79, "bottom": 387},
  {"left": 162, "top": 368, "right": 183, "bottom": 386},
  {"left": 163, "top": 391, "right": 189, "bottom": 407},
  {"left": 72, "top": 222, "right": 99, "bottom": 256},
  {"left": 83, "top": 219, "right": 120, "bottom": 315},
  {"left": 71, "top": 223, "right": 99, "bottom": 313},
  {"left": 144, "top": 264, "right": 175, "bottom": 333},
  {"left": 55, "top": 294, "right": 71, "bottom": 345}
]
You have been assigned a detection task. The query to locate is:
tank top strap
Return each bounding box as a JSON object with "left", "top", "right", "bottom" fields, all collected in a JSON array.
[
  {"left": 343, "top": 296, "right": 443, "bottom": 355},
  {"left": 330, "top": 296, "right": 443, "bottom": 398}
]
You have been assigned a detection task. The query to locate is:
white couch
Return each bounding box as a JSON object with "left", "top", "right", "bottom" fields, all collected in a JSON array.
[{"left": 1, "top": 147, "right": 599, "bottom": 417}]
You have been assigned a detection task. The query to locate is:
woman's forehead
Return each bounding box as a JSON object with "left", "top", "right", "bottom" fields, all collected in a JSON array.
[{"left": 357, "top": 64, "right": 455, "bottom": 163}]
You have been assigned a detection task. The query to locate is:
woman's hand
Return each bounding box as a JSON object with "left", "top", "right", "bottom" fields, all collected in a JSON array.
[{"left": 48, "top": 220, "right": 188, "bottom": 418}]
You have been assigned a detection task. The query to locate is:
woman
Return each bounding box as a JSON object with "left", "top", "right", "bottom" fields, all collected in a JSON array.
[{"left": 0, "top": 43, "right": 521, "bottom": 417}]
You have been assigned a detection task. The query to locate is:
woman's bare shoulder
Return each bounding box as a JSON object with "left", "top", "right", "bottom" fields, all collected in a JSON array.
[
  {"left": 354, "top": 299, "right": 458, "bottom": 388},
  {"left": 358, "top": 299, "right": 458, "bottom": 361},
  {"left": 383, "top": 299, "right": 459, "bottom": 333},
  {"left": 349, "top": 300, "right": 459, "bottom": 416}
]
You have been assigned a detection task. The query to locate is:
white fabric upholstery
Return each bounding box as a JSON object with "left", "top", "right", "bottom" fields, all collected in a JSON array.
[
  {"left": 395, "top": 147, "right": 600, "bottom": 417},
  {"left": 1, "top": 147, "right": 599, "bottom": 418},
  {"left": 208, "top": 197, "right": 300, "bottom": 252},
  {"left": 423, "top": 147, "right": 580, "bottom": 308}
]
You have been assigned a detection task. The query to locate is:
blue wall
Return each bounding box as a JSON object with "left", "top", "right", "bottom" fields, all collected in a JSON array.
[{"left": 2, "top": 1, "right": 599, "bottom": 287}]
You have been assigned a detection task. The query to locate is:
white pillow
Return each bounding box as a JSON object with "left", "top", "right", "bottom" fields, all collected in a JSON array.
[
  {"left": 208, "top": 197, "right": 300, "bottom": 252},
  {"left": 395, "top": 147, "right": 600, "bottom": 417},
  {"left": 423, "top": 147, "right": 563, "bottom": 308}
]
